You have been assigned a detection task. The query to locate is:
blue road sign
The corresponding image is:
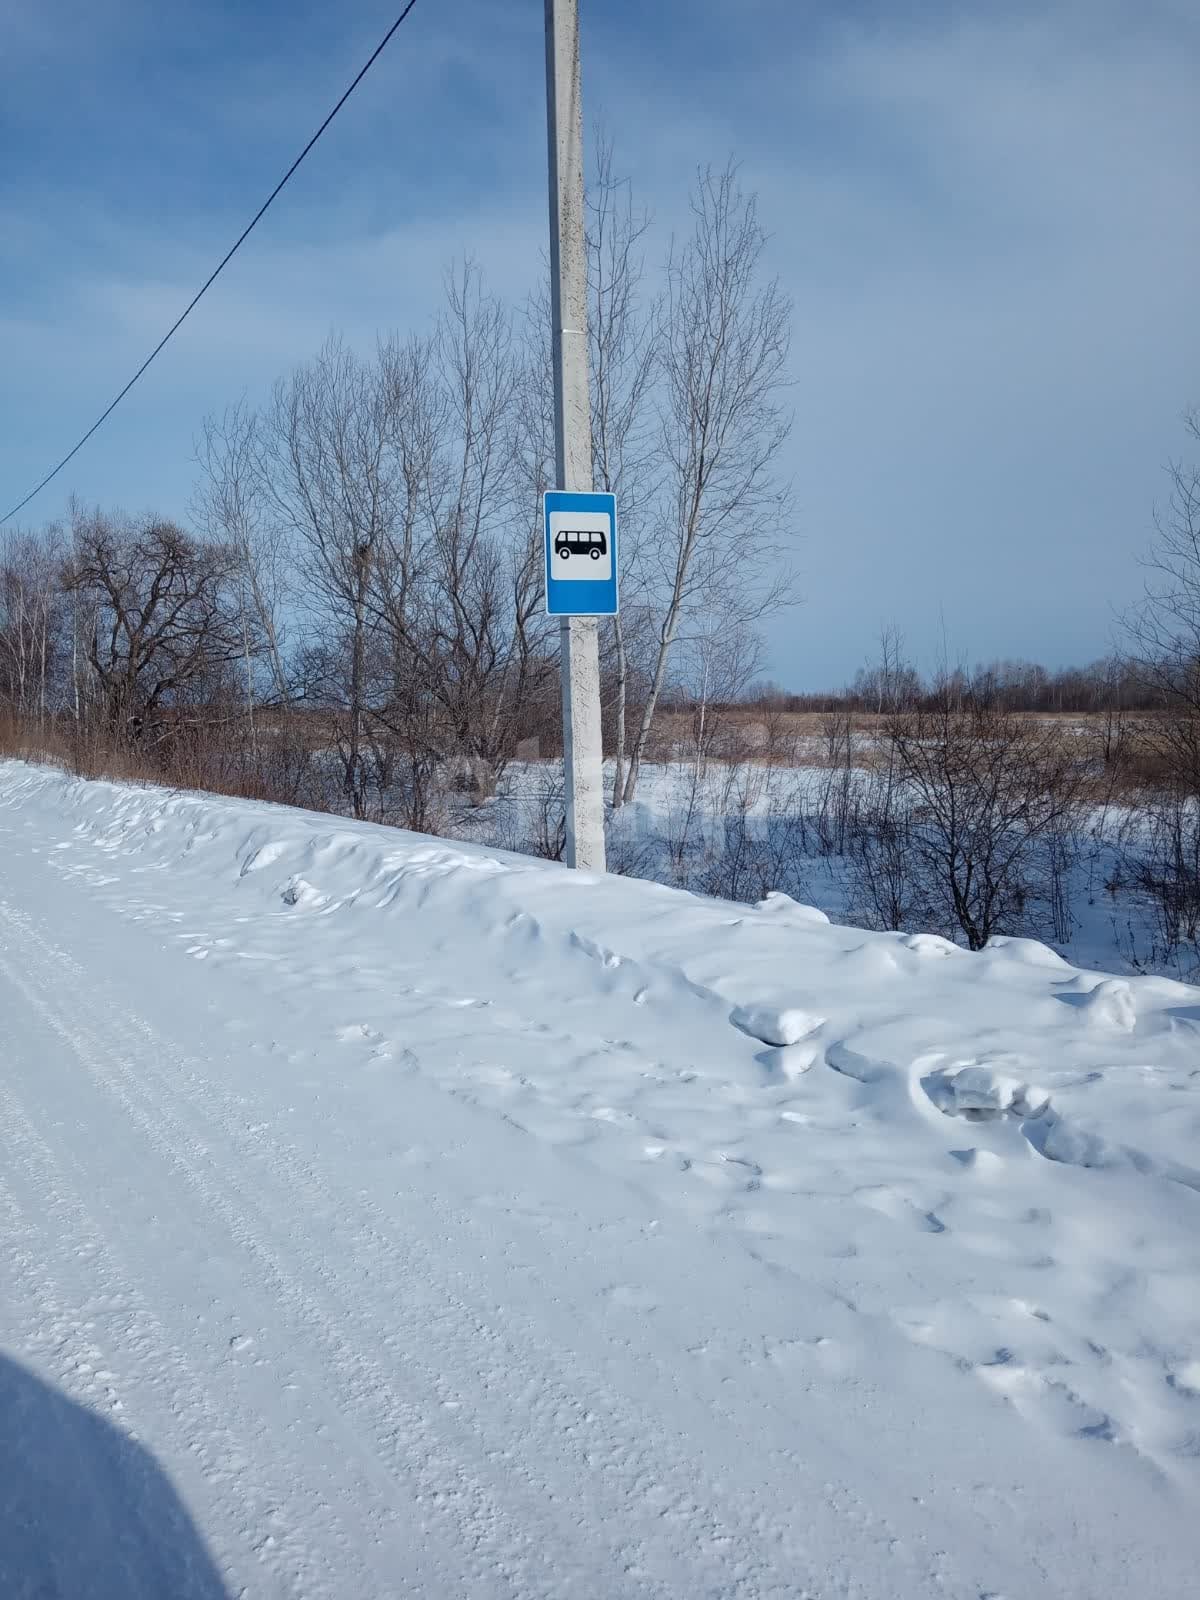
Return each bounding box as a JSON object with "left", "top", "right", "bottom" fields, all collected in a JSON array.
[{"left": 544, "top": 490, "right": 618, "bottom": 617}]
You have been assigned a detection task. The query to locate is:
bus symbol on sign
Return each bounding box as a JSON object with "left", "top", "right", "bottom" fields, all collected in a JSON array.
[
  {"left": 555, "top": 527, "right": 607, "bottom": 561},
  {"left": 544, "top": 491, "right": 618, "bottom": 615}
]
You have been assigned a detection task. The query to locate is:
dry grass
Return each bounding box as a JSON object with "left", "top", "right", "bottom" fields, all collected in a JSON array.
[
  {"left": 646, "top": 707, "right": 1185, "bottom": 815},
  {"left": 0, "top": 713, "right": 333, "bottom": 813},
  {"left": 653, "top": 708, "right": 1121, "bottom": 770},
  {"left": 0, "top": 705, "right": 1173, "bottom": 821}
]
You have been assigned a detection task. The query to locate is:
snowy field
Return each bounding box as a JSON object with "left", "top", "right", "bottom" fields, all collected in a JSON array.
[
  {"left": 1, "top": 758, "right": 1198, "bottom": 1597},
  {"left": 477, "top": 758, "right": 1161, "bottom": 977}
]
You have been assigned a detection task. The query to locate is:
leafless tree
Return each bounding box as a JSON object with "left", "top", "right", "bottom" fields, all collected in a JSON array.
[
  {"left": 377, "top": 264, "right": 557, "bottom": 804},
  {"left": 192, "top": 400, "right": 291, "bottom": 709},
  {"left": 1124, "top": 409, "right": 1200, "bottom": 723},
  {"left": 1119, "top": 407, "right": 1200, "bottom": 969},
  {"left": 259, "top": 336, "right": 400, "bottom": 816},
  {"left": 424, "top": 262, "right": 546, "bottom": 796},
  {"left": 222, "top": 261, "right": 565, "bottom": 826},
  {"left": 853, "top": 625, "right": 922, "bottom": 716},
  {"left": 660, "top": 618, "right": 765, "bottom": 879},
  {"left": 849, "top": 810, "right": 926, "bottom": 935},
  {"left": 675, "top": 616, "right": 764, "bottom": 775},
  {"left": 585, "top": 135, "right": 658, "bottom": 805},
  {"left": 622, "top": 162, "right": 796, "bottom": 804},
  {"left": 866, "top": 693, "right": 1086, "bottom": 948},
  {"left": 0, "top": 526, "right": 66, "bottom": 730},
  {"left": 63, "top": 510, "right": 249, "bottom": 742}
]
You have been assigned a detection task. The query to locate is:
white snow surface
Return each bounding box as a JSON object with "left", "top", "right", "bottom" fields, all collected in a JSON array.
[{"left": 1, "top": 760, "right": 1198, "bottom": 1598}]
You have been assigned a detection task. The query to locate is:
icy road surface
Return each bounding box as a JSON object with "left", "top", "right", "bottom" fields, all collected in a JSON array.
[{"left": 1, "top": 761, "right": 1198, "bottom": 1598}]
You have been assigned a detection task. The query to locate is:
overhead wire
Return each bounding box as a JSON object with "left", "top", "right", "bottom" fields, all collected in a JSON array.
[{"left": 2, "top": 0, "right": 424, "bottom": 526}]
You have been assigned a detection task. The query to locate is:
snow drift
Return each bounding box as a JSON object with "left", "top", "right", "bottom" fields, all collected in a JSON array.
[{"left": 1, "top": 758, "right": 1198, "bottom": 1599}]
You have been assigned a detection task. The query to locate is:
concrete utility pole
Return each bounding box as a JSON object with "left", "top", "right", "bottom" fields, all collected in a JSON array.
[{"left": 544, "top": 0, "right": 606, "bottom": 872}]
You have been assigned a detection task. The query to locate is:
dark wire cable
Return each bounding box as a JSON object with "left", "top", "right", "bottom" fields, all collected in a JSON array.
[{"left": 2, "top": 0, "right": 423, "bottom": 526}]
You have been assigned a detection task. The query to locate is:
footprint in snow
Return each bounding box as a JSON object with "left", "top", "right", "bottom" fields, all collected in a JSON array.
[
  {"left": 854, "top": 1184, "right": 948, "bottom": 1234},
  {"left": 604, "top": 1284, "right": 659, "bottom": 1313},
  {"left": 335, "top": 1023, "right": 374, "bottom": 1043}
]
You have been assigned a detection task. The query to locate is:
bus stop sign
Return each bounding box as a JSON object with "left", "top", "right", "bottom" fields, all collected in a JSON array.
[{"left": 544, "top": 490, "right": 618, "bottom": 617}]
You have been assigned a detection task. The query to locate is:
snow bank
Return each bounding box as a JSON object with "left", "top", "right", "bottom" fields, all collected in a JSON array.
[
  {"left": 3, "top": 758, "right": 1200, "bottom": 1597},
  {"left": 3, "top": 759, "right": 1196, "bottom": 1175}
]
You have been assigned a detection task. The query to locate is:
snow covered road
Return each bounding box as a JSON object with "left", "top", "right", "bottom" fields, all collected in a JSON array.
[{"left": 1, "top": 763, "right": 1198, "bottom": 1598}]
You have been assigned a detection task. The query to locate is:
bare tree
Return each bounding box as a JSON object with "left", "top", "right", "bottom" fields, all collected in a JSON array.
[
  {"left": 853, "top": 625, "right": 921, "bottom": 716},
  {"left": 657, "top": 618, "right": 766, "bottom": 881},
  {"left": 868, "top": 693, "right": 1086, "bottom": 949},
  {"left": 259, "top": 336, "right": 399, "bottom": 817},
  {"left": 622, "top": 162, "right": 796, "bottom": 804},
  {"left": 235, "top": 265, "right": 560, "bottom": 825},
  {"left": 1124, "top": 408, "right": 1200, "bottom": 718},
  {"left": 377, "top": 263, "right": 556, "bottom": 803},
  {"left": 192, "top": 400, "right": 291, "bottom": 708},
  {"left": 1119, "top": 407, "right": 1200, "bottom": 970},
  {"left": 0, "top": 526, "right": 66, "bottom": 730},
  {"left": 585, "top": 135, "right": 658, "bottom": 806},
  {"left": 63, "top": 510, "right": 249, "bottom": 741},
  {"left": 426, "top": 261, "right": 540, "bottom": 796},
  {"left": 367, "top": 327, "right": 448, "bottom": 825}
]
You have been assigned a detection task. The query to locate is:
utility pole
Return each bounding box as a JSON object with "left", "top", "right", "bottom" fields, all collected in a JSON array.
[{"left": 544, "top": 0, "right": 606, "bottom": 872}]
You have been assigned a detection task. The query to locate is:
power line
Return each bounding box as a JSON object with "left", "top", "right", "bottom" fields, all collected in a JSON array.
[{"left": 2, "top": 0, "right": 424, "bottom": 527}]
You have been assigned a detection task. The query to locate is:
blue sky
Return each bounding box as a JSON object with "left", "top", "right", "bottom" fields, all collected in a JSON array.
[{"left": 2, "top": 0, "right": 1197, "bottom": 688}]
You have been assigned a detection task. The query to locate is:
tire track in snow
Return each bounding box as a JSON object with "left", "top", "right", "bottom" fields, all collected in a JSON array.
[
  {"left": 0, "top": 896, "right": 837, "bottom": 1600},
  {"left": 0, "top": 1008, "right": 371, "bottom": 1600},
  {"left": 3, "top": 848, "right": 982, "bottom": 1600},
  {"left": 116, "top": 1020, "right": 834, "bottom": 1600},
  {"left": 0, "top": 904, "right": 541, "bottom": 1600}
]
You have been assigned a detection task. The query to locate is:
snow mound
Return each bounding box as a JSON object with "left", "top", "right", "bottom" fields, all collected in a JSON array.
[
  {"left": 1024, "top": 1107, "right": 1200, "bottom": 1192},
  {"left": 754, "top": 891, "right": 830, "bottom": 925},
  {"left": 982, "top": 935, "right": 1072, "bottom": 970},
  {"left": 730, "top": 1003, "right": 825, "bottom": 1047},
  {"left": 762, "top": 1041, "right": 822, "bottom": 1079},
  {"left": 924, "top": 1062, "right": 1051, "bottom": 1120},
  {"left": 904, "top": 932, "right": 961, "bottom": 958},
  {"left": 1074, "top": 977, "right": 1138, "bottom": 1032},
  {"left": 239, "top": 836, "right": 290, "bottom": 876},
  {"left": 281, "top": 876, "right": 330, "bottom": 909},
  {"left": 1024, "top": 1108, "right": 1116, "bottom": 1168}
]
